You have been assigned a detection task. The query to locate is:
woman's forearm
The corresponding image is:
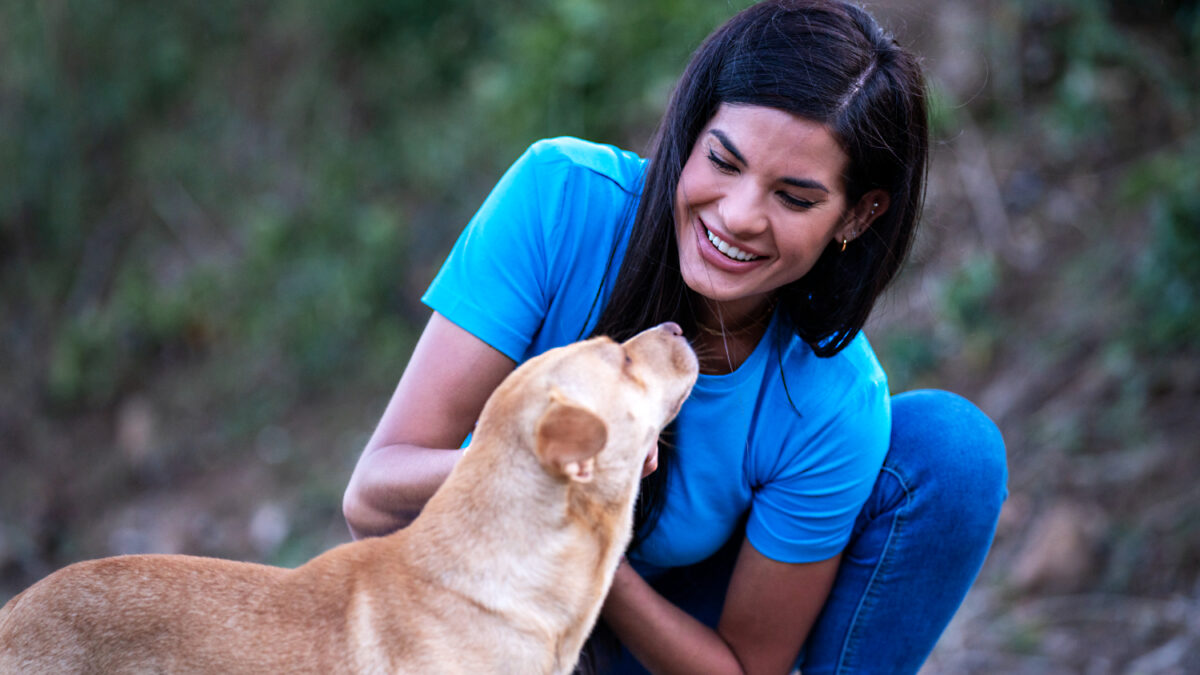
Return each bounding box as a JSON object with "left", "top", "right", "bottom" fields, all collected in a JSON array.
[
  {"left": 344, "top": 312, "right": 513, "bottom": 539},
  {"left": 602, "top": 561, "right": 746, "bottom": 675},
  {"left": 342, "top": 444, "right": 463, "bottom": 539}
]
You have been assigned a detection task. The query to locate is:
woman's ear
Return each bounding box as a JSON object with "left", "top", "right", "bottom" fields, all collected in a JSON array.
[{"left": 836, "top": 189, "right": 891, "bottom": 245}]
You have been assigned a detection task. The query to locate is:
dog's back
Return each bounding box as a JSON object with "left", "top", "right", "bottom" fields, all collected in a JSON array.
[
  {"left": 2, "top": 554, "right": 338, "bottom": 673},
  {"left": 0, "top": 542, "right": 550, "bottom": 674}
]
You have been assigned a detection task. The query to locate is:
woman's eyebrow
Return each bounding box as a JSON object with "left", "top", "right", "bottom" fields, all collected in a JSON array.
[
  {"left": 709, "top": 129, "right": 747, "bottom": 165},
  {"left": 781, "top": 176, "right": 830, "bottom": 193},
  {"left": 709, "top": 129, "right": 830, "bottom": 194}
]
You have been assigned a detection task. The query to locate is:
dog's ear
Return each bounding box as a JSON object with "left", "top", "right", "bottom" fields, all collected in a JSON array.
[{"left": 535, "top": 390, "right": 608, "bottom": 483}]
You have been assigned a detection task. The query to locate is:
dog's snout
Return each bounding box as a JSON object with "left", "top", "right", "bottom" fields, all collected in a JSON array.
[{"left": 623, "top": 322, "right": 698, "bottom": 385}]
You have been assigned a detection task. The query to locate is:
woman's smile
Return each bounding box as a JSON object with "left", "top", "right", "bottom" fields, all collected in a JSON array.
[
  {"left": 704, "top": 223, "right": 764, "bottom": 262},
  {"left": 696, "top": 217, "right": 766, "bottom": 268}
]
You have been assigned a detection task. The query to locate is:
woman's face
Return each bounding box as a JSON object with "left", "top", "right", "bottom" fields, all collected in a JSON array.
[{"left": 674, "top": 103, "right": 874, "bottom": 321}]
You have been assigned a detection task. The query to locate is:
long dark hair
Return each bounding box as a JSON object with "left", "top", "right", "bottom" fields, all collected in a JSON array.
[{"left": 589, "top": 0, "right": 931, "bottom": 553}]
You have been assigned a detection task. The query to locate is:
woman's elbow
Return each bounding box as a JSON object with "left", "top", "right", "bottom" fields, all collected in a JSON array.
[
  {"left": 341, "top": 471, "right": 412, "bottom": 540},
  {"left": 341, "top": 485, "right": 371, "bottom": 540}
]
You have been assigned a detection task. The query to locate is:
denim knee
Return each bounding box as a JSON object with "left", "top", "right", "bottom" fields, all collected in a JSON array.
[{"left": 889, "top": 389, "right": 1009, "bottom": 544}]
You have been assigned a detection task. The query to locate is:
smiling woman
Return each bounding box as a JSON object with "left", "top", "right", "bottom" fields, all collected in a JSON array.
[
  {"left": 343, "top": 2, "right": 1008, "bottom": 674},
  {"left": 674, "top": 104, "right": 890, "bottom": 370}
]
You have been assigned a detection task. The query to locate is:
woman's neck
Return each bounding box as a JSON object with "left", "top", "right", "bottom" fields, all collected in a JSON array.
[{"left": 692, "top": 296, "right": 775, "bottom": 374}]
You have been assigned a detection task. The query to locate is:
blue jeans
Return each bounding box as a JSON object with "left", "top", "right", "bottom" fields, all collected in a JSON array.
[{"left": 596, "top": 390, "right": 1008, "bottom": 674}]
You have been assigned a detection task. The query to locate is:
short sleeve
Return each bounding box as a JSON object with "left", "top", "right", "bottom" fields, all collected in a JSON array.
[
  {"left": 746, "top": 374, "right": 891, "bottom": 563},
  {"left": 421, "top": 141, "right": 566, "bottom": 361}
]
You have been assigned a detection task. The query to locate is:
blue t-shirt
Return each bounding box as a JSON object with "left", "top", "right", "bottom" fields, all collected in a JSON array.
[{"left": 422, "top": 137, "right": 890, "bottom": 567}]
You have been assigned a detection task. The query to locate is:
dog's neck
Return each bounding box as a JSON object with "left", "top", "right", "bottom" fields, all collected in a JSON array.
[{"left": 396, "top": 437, "right": 637, "bottom": 657}]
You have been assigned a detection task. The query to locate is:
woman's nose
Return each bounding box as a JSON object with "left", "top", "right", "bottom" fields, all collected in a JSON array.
[{"left": 719, "top": 183, "right": 769, "bottom": 237}]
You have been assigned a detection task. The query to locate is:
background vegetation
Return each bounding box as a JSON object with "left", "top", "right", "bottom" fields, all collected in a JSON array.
[{"left": 1, "top": 0, "right": 1197, "bottom": 670}]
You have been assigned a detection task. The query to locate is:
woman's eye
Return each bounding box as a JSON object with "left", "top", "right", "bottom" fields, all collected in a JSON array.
[
  {"left": 778, "top": 192, "right": 816, "bottom": 210},
  {"left": 707, "top": 150, "right": 738, "bottom": 174}
]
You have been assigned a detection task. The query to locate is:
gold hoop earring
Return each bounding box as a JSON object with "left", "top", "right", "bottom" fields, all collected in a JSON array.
[{"left": 841, "top": 238, "right": 848, "bottom": 252}]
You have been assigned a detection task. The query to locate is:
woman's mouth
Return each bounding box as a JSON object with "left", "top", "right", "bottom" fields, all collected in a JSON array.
[{"left": 706, "top": 228, "right": 763, "bottom": 262}]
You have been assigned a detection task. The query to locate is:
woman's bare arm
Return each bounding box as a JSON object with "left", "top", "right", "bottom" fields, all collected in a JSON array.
[
  {"left": 602, "top": 539, "right": 840, "bottom": 674},
  {"left": 342, "top": 312, "right": 516, "bottom": 539}
]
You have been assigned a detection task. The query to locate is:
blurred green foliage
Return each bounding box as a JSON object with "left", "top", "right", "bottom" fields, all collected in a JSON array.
[
  {"left": 1013, "top": 0, "right": 1198, "bottom": 152},
  {"left": 3, "top": 0, "right": 1195, "bottom": 416},
  {"left": 1020, "top": 0, "right": 1200, "bottom": 359},
  {"left": 877, "top": 0, "right": 1199, "bottom": 399},
  {"left": 0, "top": 0, "right": 748, "bottom": 412},
  {"left": 940, "top": 252, "right": 1003, "bottom": 368},
  {"left": 4, "top": 0, "right": 1193, "bottom": 419},
  {"left": 1124, "top": 136, "right": 1200, "bottom": 351}
]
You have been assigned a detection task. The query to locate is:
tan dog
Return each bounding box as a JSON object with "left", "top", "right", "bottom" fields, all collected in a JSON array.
[{"left": 0, "top": 323, "right": 698, "bottom": 674}]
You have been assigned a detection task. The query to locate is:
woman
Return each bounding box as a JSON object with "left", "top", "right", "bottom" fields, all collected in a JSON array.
[{"left": 343, "top": 1, "right": 1008, "bottom": 672}]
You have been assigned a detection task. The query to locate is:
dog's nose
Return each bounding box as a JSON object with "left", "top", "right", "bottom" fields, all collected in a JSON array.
[{"left": 660, "top": 321, "right": 683, "bottom": 336}]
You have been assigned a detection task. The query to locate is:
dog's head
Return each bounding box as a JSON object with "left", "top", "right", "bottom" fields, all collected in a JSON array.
[{"left": 476, "top": 322, "right": 698, "bottom": 492}]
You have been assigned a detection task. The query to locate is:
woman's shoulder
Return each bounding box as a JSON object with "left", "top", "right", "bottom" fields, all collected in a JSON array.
[
  {"left": 522, "top": 136, "right": 647, "bottom": 194},
  {"left": 773, "top": 327, "right": 889, "bottom": 422},
  {"left": 739, "top": 327, "right": 890, "bottom": 495}
]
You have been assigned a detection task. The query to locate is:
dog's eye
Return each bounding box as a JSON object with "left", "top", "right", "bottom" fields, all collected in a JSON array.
[{"left": 619, "top": 351, "right": 646, "bottom": 388}]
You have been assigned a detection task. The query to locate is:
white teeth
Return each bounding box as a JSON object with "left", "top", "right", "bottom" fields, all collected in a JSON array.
[{"left": 706, "top": 229, "right": 759, "bottom": 262}]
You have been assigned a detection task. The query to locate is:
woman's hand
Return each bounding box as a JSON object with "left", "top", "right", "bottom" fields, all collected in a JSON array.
[
  {"left": 603, "top": 540, "right": 840, "bottom": 674},
  {"left": 642, "top": 441, "right": 660, "bottom": 478},
  {"left": 342, "top": 312, "right": 516, "bottom": 539}
]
